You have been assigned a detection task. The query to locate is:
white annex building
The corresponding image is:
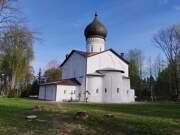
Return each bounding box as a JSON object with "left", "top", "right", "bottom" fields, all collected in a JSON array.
[{"left": 39, "top": 13, "right": 135, "bottom": 103}]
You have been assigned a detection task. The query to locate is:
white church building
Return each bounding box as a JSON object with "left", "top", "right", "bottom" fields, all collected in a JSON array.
[{"left": 39, "top": 13, "right": 135, "bottom": 103}]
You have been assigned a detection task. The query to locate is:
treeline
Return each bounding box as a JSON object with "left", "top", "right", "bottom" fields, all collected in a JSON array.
[{"left": 127, "top": 24, "right": 180, "bottom": 101}]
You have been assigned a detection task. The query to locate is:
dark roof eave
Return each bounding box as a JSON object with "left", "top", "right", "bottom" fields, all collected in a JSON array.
[
  {"left": 60, "top": 50, "right": 75, "bottom": 67},
  {"left": 86, "top": 74, "right": 104, "bottom": 77},
  {"left": 40, "top": 83, "right": 80, "bottom": 86},
  {"left": 60, "top": 49, "right": 129, "bottom": 67},
  {"left": 123, "top": 76, "right": 130, "bottom": 79},
  {"left": 109, "top": 49, "right": 129, "bottom": 64},
  {"left": 96, "top": 69, "right": 125, "bottom": 73},
  {"left": 85, "top": 35, "right": 106, "bottom": 40},
  {"left": 40, "top": 79, "right": 81, "bottom": 86}
]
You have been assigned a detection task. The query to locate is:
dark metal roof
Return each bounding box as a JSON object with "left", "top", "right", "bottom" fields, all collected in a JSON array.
[
  {"left": 123, "top": 76, "right": 130, "bottom": 79},
  {"left": 109, "top": 49, "right": 129, "bottom": 64},
  {"left": 40, "top": 78, "right": 81, "bottom": 86},
  {"left": 60, "top": 49, "right": 129, "bottom": 67},
  {"left": 84, "top": 13, "right": 107, "bottom": 39},
  {"left": 86, "top": 72, "right": 104, "bottom": 77},
  {"left": 96, "top": 68, "right": 125, "bottom": 73}
]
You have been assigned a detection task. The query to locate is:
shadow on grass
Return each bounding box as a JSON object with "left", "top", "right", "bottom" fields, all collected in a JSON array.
[{"left": 64, "top": 102, "right": 180, "bottom": 120}]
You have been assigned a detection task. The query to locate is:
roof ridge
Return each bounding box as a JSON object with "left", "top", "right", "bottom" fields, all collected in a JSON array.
[{"left": 60, "top": 49, "right": 129, "bottom": 67}]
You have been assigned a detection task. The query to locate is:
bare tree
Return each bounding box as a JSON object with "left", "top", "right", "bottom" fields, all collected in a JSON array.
[
  {"left": 153, "top": 55, "right": 166, "bottom": 79},
  {"left": 153, "top": 25, "right": 180, "bottom": 100},
  {"left": 127, "top": 49, "right": 144, "bottom": 99},
  {"left": 45, "top": 60, "right": 59, "bottom": 70},
  {"left": 0, "top": 0, "right": 20, "bottom": 30}
]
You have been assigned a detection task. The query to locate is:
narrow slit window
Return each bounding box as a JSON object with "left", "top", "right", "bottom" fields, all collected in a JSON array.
[
  {"left": 117, "top": 88, "right": 119, "bottom": 94},
  {"left": 105, "top": 88, "right": 107, "bottom": 93},
  {"left": 96, "top": 88, "right": 99, "bottom": 94},
  {"left": 91, "top": 46, "right": 93, "bottom": 52}
]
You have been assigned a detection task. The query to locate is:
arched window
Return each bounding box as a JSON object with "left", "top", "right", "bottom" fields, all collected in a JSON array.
[
  {"left": 96, "top": 88, "right": 99, "bottom": 94},
  {"left": 105, "top": 88, "right": 107, "bottom": 93},
  {"left": 117, "top": 88, "right": 119, "bottom": 94}
]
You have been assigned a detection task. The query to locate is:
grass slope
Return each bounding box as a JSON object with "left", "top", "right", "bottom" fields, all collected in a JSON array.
[{"left": 0, "top": 98, "right": 180, "bottom": 135}]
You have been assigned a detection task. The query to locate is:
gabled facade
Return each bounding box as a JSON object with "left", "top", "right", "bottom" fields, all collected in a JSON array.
[{"left": 38, "top": 13, "right": 135, "bottom": 103}]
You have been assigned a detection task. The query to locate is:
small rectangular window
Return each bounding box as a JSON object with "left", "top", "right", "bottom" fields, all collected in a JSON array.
[
  {"left": 117, "top": 88, "right": 119, "bottom": 93},
  {"left": 64, "top": 90, "right": 66, "bottom": 94},
  {"left": 105, "top": 88, "right": 107, "bottom": 93}
]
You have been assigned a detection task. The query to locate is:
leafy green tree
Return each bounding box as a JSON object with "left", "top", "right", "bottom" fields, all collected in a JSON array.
[
  {"left": 43, "top": 60, "right": 61, "bottom": 82},
  {"left": 0, "top": 25, "right": 34, "bottom": 96},
  {"left": 155, "top": 67, "right": 171, "bottom": 100},
  {"left": 44, "top": 68, "right": 61, "bottom": 82},
  {"left": 21, "top": 79, "right": 39, "bottom": 97}
]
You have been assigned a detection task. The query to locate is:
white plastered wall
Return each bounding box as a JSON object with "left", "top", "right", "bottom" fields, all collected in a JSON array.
[
  {"left": 86, "top": 76, "right": 103, "bottom": 102},
  {"left": 86, "top": 37, "right": 105, "bottom": 52},
  {"left": 87, "top": 50, "right": 129, "bottom": 77},
  {"left": 56, "top": 85, "right": 80, "bottom": 102},
  {"left": 102, "top": 72, "right": 134, "bottom": 103},
  {"left": 62, "top": 52, "right": 86, "bottom": 80},
  {"left": 86, "top": 71, "right": 135, "bottom": 103},
  {"left": 61, "top": 52, "right": 86, "bottom": 101}
]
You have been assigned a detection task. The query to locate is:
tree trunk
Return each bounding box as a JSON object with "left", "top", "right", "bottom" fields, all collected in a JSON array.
[
  {"left": 10, "top": 72, "right": 16, "bottom": 93},
  {"left": 170, "top": 62, "right": 179, "bottom": 101}
]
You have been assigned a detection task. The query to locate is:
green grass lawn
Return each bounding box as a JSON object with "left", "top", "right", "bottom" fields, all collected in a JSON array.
[{"left": 0, "top": 98, "right": 180, "bottom": 135}]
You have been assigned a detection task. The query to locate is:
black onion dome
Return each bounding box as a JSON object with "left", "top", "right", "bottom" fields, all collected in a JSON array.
[{"left": 84, "top": 13, "right": 107, "bottom": 39}]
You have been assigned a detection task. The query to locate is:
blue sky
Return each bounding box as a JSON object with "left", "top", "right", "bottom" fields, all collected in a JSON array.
[{"left": 19, "top": 0, "right": 180, "bottom": 73}]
